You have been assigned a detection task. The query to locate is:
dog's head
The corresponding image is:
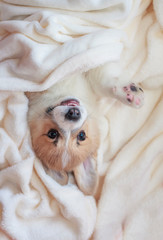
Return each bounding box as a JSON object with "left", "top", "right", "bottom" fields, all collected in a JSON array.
[{"left": 27, "top": 93, "right": 99, "bottom": 195}]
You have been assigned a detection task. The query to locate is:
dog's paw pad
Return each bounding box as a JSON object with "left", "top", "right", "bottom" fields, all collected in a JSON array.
[
  {"left": 123, "top": 83, "right": 144, "bottom": 108},
  {"left": 112, "top": 83, "right": 144, "bottom": 108},
  {"left": 126, "top": 93, "right": 134, "bottom": 102}
]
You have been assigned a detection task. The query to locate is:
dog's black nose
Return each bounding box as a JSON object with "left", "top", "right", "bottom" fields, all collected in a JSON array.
[{"left": 65, "top": 108, "right": 81, "bottom": 121}]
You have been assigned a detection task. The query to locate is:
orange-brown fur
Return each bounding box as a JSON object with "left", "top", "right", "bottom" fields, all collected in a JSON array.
[{"left": 29, "top": 116, "right": 100, "bottom": 172}]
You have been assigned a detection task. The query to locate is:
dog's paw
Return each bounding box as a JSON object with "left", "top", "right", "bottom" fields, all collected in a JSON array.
[
  {"left": 113, "top": 83, "right": 144, "bottom": 108},
  {"left": 123, "top": 83, "right": 144, "bottom": 108}
]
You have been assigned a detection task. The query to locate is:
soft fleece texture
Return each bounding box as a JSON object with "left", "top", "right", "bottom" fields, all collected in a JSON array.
[{"left": 0, "top": 0, "right": 163, "bottom": 240}]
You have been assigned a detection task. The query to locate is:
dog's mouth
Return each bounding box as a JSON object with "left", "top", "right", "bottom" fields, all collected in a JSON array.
[
  {"left": 60, "top": 99, "right": 80, "bottom": 107},
  {"left": 46, "top": 98, "right": 80, "bottom": 114}
]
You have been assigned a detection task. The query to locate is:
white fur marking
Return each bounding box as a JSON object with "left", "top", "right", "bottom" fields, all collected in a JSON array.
[
  {"left": 62, "top": 149, "right": 70, "bottom": 168},
  {"left": 62, "top": 131, "right": 70, "bottom": 168}
]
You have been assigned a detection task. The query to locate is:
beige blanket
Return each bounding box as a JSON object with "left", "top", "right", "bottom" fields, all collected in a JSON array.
[{"left": 0, "top": 0, "right": 163, "bottom": 239}]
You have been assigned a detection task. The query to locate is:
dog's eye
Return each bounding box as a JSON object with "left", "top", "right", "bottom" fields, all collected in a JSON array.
[
  {"left": 77, "top": 131, "right": 86, "bottom": 141},
  {"left": 46, "top": 106, "right": 54, "bottom": 114},
  {"left": 47, "top": 129, "right": 59, "bottom": 139}
]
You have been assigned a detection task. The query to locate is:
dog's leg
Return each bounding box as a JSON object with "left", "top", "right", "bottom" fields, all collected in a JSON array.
[
  {"left": 112, "top": 83, "right": 144, "bottom": 108},
  {"left": 86, "top": 70, "right": 144, "bottom": 108},
  {"left": 73, "top": 157, "right": 98, "bottom": 195}
]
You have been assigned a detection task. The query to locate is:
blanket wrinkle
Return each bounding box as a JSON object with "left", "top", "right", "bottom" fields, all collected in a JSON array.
[
  {"left": 99, "top": 89, "right": 162, "bottom": 171},
  {"left": 0, "top": 0, "right": 163, "bottom": 240},
  {"left": 94, "top": 95, "right": 163, "bottom": 240},
  {"left": 2, "top": 0, "right": 133, "bottom": 13},
  {"left": 0, "top": 22, "right": 125, "bottom": 91}
]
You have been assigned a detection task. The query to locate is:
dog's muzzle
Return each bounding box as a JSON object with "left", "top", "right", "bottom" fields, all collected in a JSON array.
[
  {"left": 65, "top": 108, "right": 81, "bottom": 121},
  {"left": 50, "top": 98, "right": 87, "bottom": 131}
]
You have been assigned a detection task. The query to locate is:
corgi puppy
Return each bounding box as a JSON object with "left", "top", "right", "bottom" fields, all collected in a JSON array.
[{"left": 26, "top": 72, "right": 144, "bottom": 195}]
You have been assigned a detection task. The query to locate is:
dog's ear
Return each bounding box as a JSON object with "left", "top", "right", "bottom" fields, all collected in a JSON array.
[
  {"left": 46, "top": 169, "right": 68, "bottom": 186},
  {"left": 52, "top": 171, "right": 69, "bottom": 185},
  {"left": 73, "top": 157, "right": 98, "bottom": 195}
]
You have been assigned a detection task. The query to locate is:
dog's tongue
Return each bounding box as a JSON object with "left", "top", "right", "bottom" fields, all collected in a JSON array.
[{"left": 61, "top": 99, "right": 79, "bottom": 106}]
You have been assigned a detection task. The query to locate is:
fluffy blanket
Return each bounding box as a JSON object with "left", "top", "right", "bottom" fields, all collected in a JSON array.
[{"left": 0, "top": 0, "right": 163, "bottom": 239}]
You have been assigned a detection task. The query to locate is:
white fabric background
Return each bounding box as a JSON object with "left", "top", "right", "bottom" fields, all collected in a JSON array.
[{"left": 0, "top": 0, "right": 163, "bottom": 239}]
